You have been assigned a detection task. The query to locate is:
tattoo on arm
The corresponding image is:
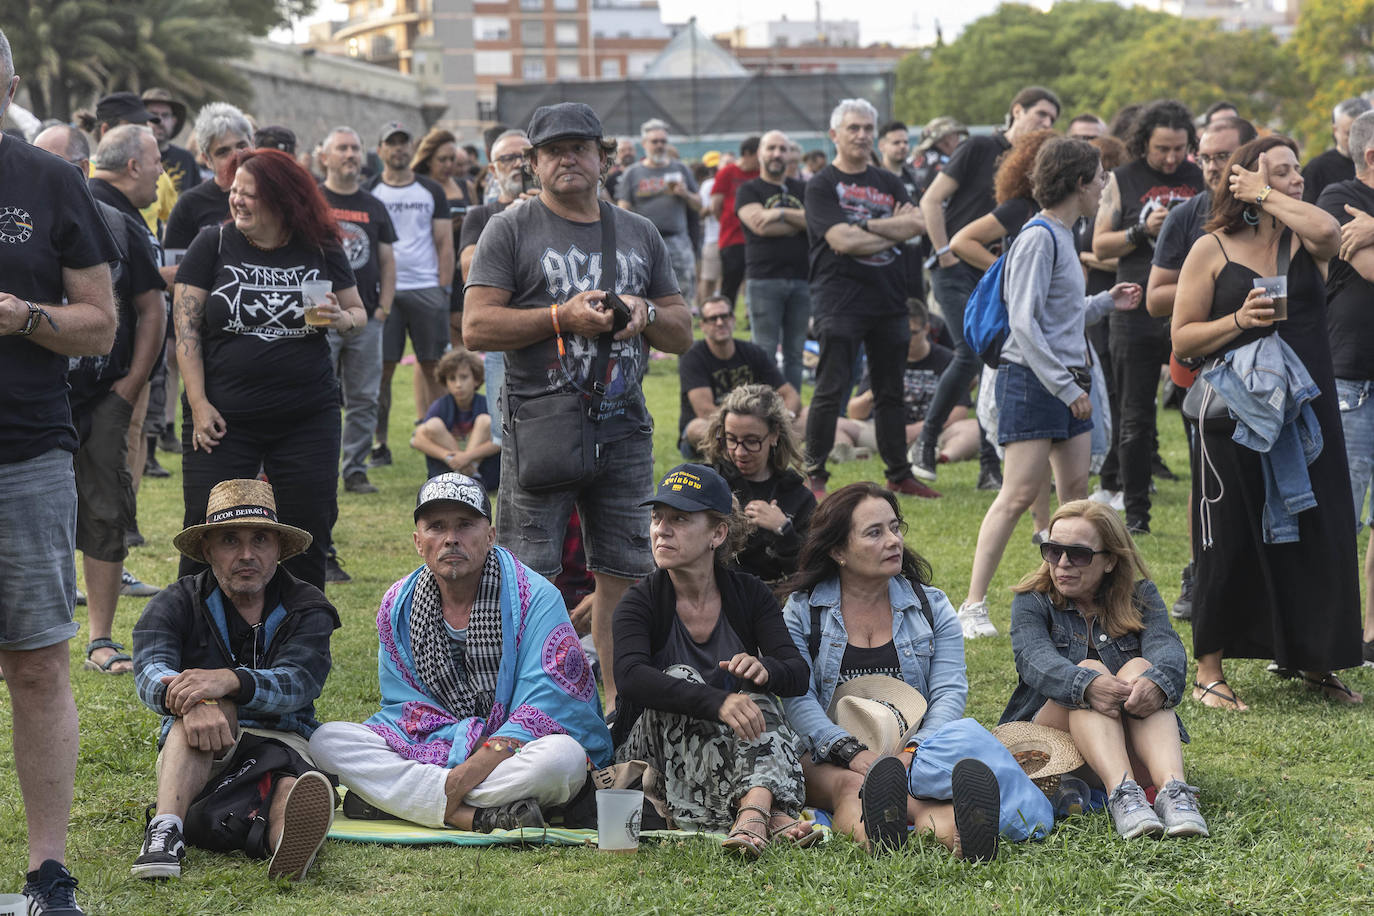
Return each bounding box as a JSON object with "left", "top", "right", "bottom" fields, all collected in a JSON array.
[
  {"left": 1097, "top": 176, "right": 1122, "bottom": 233},
  {"left": 174, "top": 291, "right": 205, "bottom": 359}
]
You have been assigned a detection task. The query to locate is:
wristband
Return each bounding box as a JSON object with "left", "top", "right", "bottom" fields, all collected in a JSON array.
[
  {"left": 199, "top": 698, "right": 219, "bottom": 706},
  {"left": 828, "top": 736, "right": 867, "bottom": 767},
  {"left": 18, "top": 300, "right": 40, "bottom": 336},
  {"left": 934, "top": 244, "right": 951, "bottom": 258},
  {"left": 551, "top": 302, "right": 565, "bottom": 357},
  {"left": 1126, "top": 224, "right": 1145, "bottom": 247},
  {"left": 1234, "top": 310, "right": 1243, "bottom": 331}
]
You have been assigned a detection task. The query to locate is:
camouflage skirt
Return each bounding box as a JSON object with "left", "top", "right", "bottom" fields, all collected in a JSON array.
[{"left": 614, "top": 665, "right": 806, "bottom": 831}]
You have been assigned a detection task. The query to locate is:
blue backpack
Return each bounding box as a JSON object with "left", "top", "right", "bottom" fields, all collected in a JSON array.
[{"left": 962, "top": 218, "right": 1058, "bottom": 369}]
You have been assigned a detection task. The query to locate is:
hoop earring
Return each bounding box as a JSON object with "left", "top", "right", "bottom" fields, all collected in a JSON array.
[{"left": 1242, "top": 205, "right": 1260, "bottom": 227}]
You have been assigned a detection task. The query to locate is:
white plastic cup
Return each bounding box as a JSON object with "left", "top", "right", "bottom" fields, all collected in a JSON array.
[
  {"left": 0, "top": 894, "right": 27, "bottom": 916},
  {"left": 596, "top": 788, "right": 643, "bottom": 852},
  {"left": 301, "top": 280, "right": 334, "bottom": 326},
  {"left": 1252, "top": 275, "right": 1288, "bottom": 321}
]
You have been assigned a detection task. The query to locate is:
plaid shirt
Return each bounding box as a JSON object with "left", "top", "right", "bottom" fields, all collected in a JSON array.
[{"left": 133, "top": 568, "right": 340, "bottom": 746}]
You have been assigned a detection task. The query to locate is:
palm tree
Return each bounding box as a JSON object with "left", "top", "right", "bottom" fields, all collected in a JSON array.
[
  {"left": 2, "top": 0, "right": 125, "bottom": 121},
  {"left": 106, "top": 0, "right": 253, "bottom": 110}
]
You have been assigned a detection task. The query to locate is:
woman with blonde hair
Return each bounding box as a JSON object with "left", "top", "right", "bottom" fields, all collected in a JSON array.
[{"left": 1000, "top": 499, "right": 1205, "bottom": 841}]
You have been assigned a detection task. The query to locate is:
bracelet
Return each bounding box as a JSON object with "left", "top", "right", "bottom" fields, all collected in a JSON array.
[
  {"left": 18, "top": 300, "right": 40, "bottom": 336},
  {"left": 550, "top": 303, "right": 565, "bottom": 357},
  {"left": 482, "top": 739, "right": 520, "bottom": 754},
  {"left": 1234, "top": 310, "right": 1243, "bottom": 331},
  {"left": 199, "top": 698, "right": 219, "bottom": 706},
  {"left": 1256, "top": 185, "right": 1272, "bottom": 205}
]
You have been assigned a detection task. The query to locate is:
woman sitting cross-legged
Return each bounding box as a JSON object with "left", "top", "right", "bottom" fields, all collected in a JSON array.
[
  {"left": 611, "top": 464, "right": 820, "bottom": 858},
  {"left": 1000, "top": 499, "right": 1208, "bottom": 840},
  {"left": 780, "top": 482, "right": 1052, "bottom": 859}
]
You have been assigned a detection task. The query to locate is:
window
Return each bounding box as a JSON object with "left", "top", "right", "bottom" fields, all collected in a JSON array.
[
  {"left": 554, "top": 0, "right": 578, "bottom": 10},
  {"left": 522, "top": 56, "right": 547, "bottom": 80},
  {"left": 600, "top": 58, "right": 621, "bottom": 78},
  {"left": 522, "top": 20, "right": 545, "bottom": 46},
  {"left": 520, "top": 0, "right": 543, "bottom": 10},
  {"left": 474, "top": 50, "right": 513, "bottom": 76},
  {"left": 555, "top": 21, "right": 579, "bottom": 46},
  {"left": 556, "top": 56, "right": 580, "bottom": 77},
  {"left": 477, "top": 99, "right": 499, "bottom": 121},
  {"left": 473, "top": 16, "right": 510, "bottom": 41}
]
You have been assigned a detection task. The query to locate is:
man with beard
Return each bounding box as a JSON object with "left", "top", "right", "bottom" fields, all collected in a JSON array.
[
  {"left": 618, "top": 119, "right": 700, "bottom": 303},
  {"left": 141, "top": 88, "right": 199, "bottom": 196}
]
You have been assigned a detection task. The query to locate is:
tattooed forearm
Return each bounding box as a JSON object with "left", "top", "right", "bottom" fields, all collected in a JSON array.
[
  {"left": 1097, "top": 174, "right": 1122, "bottom": 233},
  {"left": 174, "top": 289, "right": 205, "bottom": 360}
]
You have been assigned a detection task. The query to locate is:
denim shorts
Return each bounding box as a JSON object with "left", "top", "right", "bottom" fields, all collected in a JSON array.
[
  {"left": 496, "top": 429, "right": 655, "bottom": 580},
  {"left": 1336, "top": 377, "right": 1374, "bottom": 529},
  {"left": 995, "top": 361, "right": 1093, "bottom": 445},
  {"left": 0, "top": 448, "right": 80, "bottom": 650}
]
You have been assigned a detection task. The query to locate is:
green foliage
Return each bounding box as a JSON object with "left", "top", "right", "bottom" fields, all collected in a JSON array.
[{"left": 1289, "top": 0, "right": 1374, "bottom": 159}]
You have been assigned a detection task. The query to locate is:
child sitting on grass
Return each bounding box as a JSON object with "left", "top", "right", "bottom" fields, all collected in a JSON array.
[{"left": 410, "top": 348, "right": 500, "bottom": 491}]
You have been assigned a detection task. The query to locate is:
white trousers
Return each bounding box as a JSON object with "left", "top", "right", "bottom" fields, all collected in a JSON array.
[{"left": 309, "top": 722, "right": 587, "bottom": 829}]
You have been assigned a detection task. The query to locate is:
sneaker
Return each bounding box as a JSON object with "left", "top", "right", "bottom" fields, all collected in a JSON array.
[
  {"left": 828, "top": 441, "right": 855, "bottom": 464},
  {"left": 909, "top": 437, "right": 938, "bottom": 482},
  {"left": 268, "top": 770, "right": 335, "bottom": 880},
  {"left": 1126, "top": 519, "right": 1150, "bottom": 537},
  {"left": 976, "top": 465, "right": 1003, "bottom": 491},
  {"left": 887, "top": 476, "right": 941, "bottom": 499},
  {"left": 1052, "top": 775, "right": 1090, "bottom": 820},
  {"left": 1107, "top": 778, "right": 1164, "bottom": 839},
  {"left": 950, "top": 758, "right": 1000, "bottom": 862},
  {"left": 131, "top": 810, "right": 186, "bottom": 879},
  {"left": 1172, "top": 563, "right": 1194, "bottom": 620},
  {"left": 144, "top": 453, "right": 171, "bottom": 478},
  {"left": 324, "top": 550, "right": 352, "bottom": 584},
  {"left": 1363, "top": 640, "right": 1374, "bottom": 668},
  {"left": 807, "top": 475, "right": 827, "bottom": 502},
  {"left": 858, "top": 755, "right": 909, "bottom": 854},
  {"left": 368, "top": 444, "right": 392, "bottom": 468},
  {"left": 157, "top": 428, "right": 183, "bottom": 454},
  {"left": 343, "top": 471, "right": 379, "bottom": 494},
  {"left": 1089, "top": 488, "right": 1125, "bottom": 511},
  {"left": 22, "top": 859, "right": 84, "bottom": 915},
  {"left": 957, "top": 600, "right": 998, "bottom": 639},
  {"left": 75, "top": 589, "right": 87, "bottom": 607},
  {"left": 1151, "top": 455, "right": 1178, "bottom": 481},
  {"left": 342, "top": 791, "right": 396, "bottom": 821},
  {"left": 120, "top": 569, "right": 161, "bottom": 598},
  {"left": 125, "top": 526, "right": 146, "bottom": 548},
  {"left": 1153, "top": 779, "right": 1208, "bottom": 838},
  {"left": 471, "top": 797, "right": 546, "bottom": 834}
]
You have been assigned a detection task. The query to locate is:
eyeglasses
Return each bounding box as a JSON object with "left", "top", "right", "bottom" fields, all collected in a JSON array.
[
  {"left": 701, "top": 313, "right": 733, "bottom": 325},
  {"left": 720, "top": 434, "right": 766, "bottom": 453},
  {"left": 1039, "top": 542, "right": 1109, "bottom": 568},
  {"left": 494, "top": 152, "right": 525, "bottom": 165},
  {"left": 1195, "top": 153, "right": 1233, "bottom": 167}
]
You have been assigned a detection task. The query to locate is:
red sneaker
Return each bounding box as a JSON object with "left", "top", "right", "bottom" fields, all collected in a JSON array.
[
  {"left": 887, "top": 476, "right": 941, "bottom": 499},
  {"left": 807, "top": 475, "right": 827, "bottom": 502}
]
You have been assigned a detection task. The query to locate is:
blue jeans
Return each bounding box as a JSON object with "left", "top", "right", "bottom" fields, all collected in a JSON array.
[
  {"left": 0, "top": 449, "right": 79, "bottom": 650},
  {"left": 329, "top": 317, "right": 384, "bottom": 479},
  {"left": 485, "top": 350, "right": 505, "bottom": 446},
  {"left": 1337, "top": 377, "right": 1374, "bottom": 529},
  {"left": 747, "top": 277, "right": 812, "bottom": 391}
]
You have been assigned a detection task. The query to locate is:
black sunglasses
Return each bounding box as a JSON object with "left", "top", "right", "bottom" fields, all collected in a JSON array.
[{"left": 1040, "top": 541, "right": 1109, "bottom": 568}]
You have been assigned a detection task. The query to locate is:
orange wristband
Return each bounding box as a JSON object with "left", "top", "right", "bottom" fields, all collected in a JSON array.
[{"left": 551, "top": 302, "right": 565, "bottom": 356}]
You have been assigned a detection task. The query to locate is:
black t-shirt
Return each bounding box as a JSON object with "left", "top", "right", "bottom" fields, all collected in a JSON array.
[
  {"left": 321, "top": 186, "right": 397, "bottom": 316},
  {"left": 0, "top": 138, "right": 120, "bottom": 464},
  {"left": 174, "top": 225, "right": 355, "bottom": 418},
  {"left": 650, "top": 612, "right": 748, "bottom": 692},
  {"left": 937, "top": 133, "right": 1011, "bottom": 238},
  {"left": 160, "top": 144, "right": 202, "bottom": 197},
  {"left": 805, "top": 163, "right": 913, "bottom": 325},
  {"left": 1075, "top": 217, "right": 1115, "bottom": 296},
  {"left": 1303, "top": 148, "right": 1354, "bottom": 205},
  {"left": 1151, "top": 189, "right": 1212, "bottom": 273},
  {"left": 677, "top": 338, "right": 786, "bottom": 435},
  {"left": 857, "top": 343, "right": 968, "bottom": 424},
  {"left": 163, "top": 177, "right": 230, "bottom": 251},
  {"left": 1113, "top": 157, "right": 1206, "bottom": 292},
  {"left": 736, "top": 176, "right": 808, "bottom": 280},
  {"left": 838, "top": 640, "right": 901, "bottom": 683},
  {"left": 1317, "top": 180, "right": 1374, "bottom": 380}
]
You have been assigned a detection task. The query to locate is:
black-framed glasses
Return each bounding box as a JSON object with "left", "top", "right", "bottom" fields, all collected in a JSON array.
[
  {"left": 1040, "top": 541, "right": 1109, "bottom": 568},
  {"left": 701, "top": 313, "right": 732, "bottom": 325},
  {"left": 720, "top": 434, "right": 766, "bottom": 453},
  {"left": 1195, "top": 153, "right": 1232, "bottom": 167}
]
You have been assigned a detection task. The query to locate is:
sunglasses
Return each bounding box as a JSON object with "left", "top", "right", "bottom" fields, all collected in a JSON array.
[
  {"left": 1039, "top": 541, "right": 1109, "bottom": 568},
  {"left": 701, "top": 313, "right": 733, "bottom": 325}
]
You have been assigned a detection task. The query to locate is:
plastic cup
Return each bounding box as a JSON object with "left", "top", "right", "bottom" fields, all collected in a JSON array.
[
  {"left": 1253, "top": 275, "right": 1288, "bottom": 321},
  {"left": 596, "top": 788, "right": 643, "bottom": 852},
  {"left": 301, "top": 280, "right": 334, "bottom": 326},
  {"left": 0, "top": 894, "right": 27, "bottom": 916}
]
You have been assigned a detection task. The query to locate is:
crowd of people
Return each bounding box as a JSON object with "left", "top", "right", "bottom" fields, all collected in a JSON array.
[{"left": 3, "top": 18, "right": 1373, "bottom": 910}]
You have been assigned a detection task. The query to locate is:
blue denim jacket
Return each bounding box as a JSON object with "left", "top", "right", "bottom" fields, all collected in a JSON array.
[
  {"left": 781, "top": 575, "right": 967, "bottom": 760},
  {"left": 1203, "top": 334, "right": 1323, "bottom": 543},
  {"left": 998, "top": 580, "right": 1187, "bottom": 738}
]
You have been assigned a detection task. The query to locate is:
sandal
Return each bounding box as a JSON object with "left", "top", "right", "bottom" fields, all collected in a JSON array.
[
  {"left": 859, "top": 755, "right": 909, "bottom": 854},
  {"left": 1302, "top": 672, "right": 1364, "bottom": 705},
  {"left": 1192, "top": 679, "right": 1246, "bottom": 711},
  {"left": 768, "top": 810, "right": 822, "bottom": 849},
  {"left": 722, "top": 804, "right": 770, "bottom": 859},
  {"left": 84, "top": 638, "right": 132, "bottom": 675}
]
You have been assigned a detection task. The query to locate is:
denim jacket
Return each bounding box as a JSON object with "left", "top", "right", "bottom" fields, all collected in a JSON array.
[
  {"left": 781, "top": 575, "right": 967, "bottom": 761},
  {"left": 1203, "top": 334, "right": 1323, "bottom": 543},
  {"left": 999, "top": 580, "right": 1187, "bottom": 736}
]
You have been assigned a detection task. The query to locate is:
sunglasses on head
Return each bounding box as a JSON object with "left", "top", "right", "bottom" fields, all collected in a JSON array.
[{"left": 1039, "top": 541, "right": 1109, "bottom": 568}]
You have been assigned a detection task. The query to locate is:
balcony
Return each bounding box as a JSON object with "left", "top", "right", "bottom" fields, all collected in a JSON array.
[{"left": 334, "top": 1, "right": 431, "bottom": 42}]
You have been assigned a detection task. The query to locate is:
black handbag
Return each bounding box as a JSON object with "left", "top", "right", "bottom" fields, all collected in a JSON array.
[{"left": 509, "top": 201, "right": 619, "bottom": 493}]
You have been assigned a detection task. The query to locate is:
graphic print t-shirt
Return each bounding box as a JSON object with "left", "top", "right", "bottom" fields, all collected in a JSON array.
[
  {"left": 619, "top": 163, "right": 698, "bottom": 239},
  {"left": 369, "top": 176, "right": 450, "bottom": 290},
  {"left": 322, "top": 186, "right": 397, "bottom": 316},
  {"left": 736, "top": 176, "right": 808, "bottom": 279},
  {"left": 464, "top": 200, "right": 679, "bottom": 441},
  {"left": 805, "top": 164, "right": 912, "bottom": 322},
  {"left": 857, "top": 343, "right": 966, "bottom": 425},
  {"left": 677, "top": 338, "right": 787, "bottom": 435},
  {"left": 1113, "top": 157, "right": 1205, "bottom": 291},
  {"left": 175, "top": 225, "right": 355, "bottom": 417},
  {"left": 160, "top": 144, "right": 202, "bottom": 196}
]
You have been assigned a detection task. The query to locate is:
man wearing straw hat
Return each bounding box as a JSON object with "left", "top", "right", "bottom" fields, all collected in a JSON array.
[{"left": 130, "top": 478, "right": 341, "bottom": 882}]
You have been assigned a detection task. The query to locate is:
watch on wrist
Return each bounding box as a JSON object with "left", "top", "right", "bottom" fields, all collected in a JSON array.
[{"left": 645, "top": 302, "right": 657, "bottom": 325}]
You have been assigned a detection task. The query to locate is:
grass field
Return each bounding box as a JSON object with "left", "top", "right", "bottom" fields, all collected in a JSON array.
[{"left": 6, "top": 349, "right": 1374, "bottom": 915}]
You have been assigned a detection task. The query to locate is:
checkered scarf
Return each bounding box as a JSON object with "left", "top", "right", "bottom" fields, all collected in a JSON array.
[{"left": 408, "top": 552, "right": 503, "bottom": 720}]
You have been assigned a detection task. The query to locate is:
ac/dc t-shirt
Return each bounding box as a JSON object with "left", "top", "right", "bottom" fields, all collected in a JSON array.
[
  {"left": 322, "top": 186, "right": 397, "bottom": 316},
  {"left": 677, "top": 338, "right": 786, "bottom": 435},
  {"left": 736, "top": 176, "right": 808, "bottom": 279},
  {"left": 805, "top": 163, "right": 913, "bottom": 325},
  {"left": 368, "top": 176, "right": 450, "bottom": 291},
  {"left": 939, "top": 133, "right": 1011, "bottom": 238},
  {"left": 0, "top": 137, "right": 120, "bottom": 464},
  {"left": 174, "top": 225, "right": 355, "bottom": 418},
  {"left": 1317, "top": 180, "right": 1374, "bottom": 380},
  {"left": 465, "top": 199, "right": 678, "bottom": 442},
  {"left": 163, "top": 177, "right": 230, "bottom": 251}
]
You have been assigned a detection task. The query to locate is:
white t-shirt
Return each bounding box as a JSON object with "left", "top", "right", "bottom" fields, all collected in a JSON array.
[
  {"left": 700, "top": 177, "right": 719, "bottom": 247},
  {"left": 369, "top": 176, "right": 450, "bottom": 290}
]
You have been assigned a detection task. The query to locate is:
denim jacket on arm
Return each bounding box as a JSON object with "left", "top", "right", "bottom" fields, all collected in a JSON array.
[
  {"left": 780, "top": 575, "right": 968, "bottom": 760},
  {"left": 999, "top": 579, "right": 1187, "bottom": 728}
]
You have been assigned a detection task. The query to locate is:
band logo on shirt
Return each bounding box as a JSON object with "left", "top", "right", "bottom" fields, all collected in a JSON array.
[
  {"left": 834, "top": 181, "right": 898, "bottom": 267},
  {"left": 215, "top": 262, "right": 325, "bottom": 340}
]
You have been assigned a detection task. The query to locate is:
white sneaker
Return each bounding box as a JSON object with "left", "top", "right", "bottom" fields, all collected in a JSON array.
[
  {"left": 1088, "top": 488, "right": 1125, "bottom": 511},
  {"left": 957, "top": 600, "right": 998, "bottom": 639}
]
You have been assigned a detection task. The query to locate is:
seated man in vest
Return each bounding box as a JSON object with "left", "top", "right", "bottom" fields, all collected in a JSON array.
[
  {"left": 131, "top": 479, "right": 341, "bottom": 881},
  {"left": 310, "top": 473, "right": 613, "bottom": 831}
]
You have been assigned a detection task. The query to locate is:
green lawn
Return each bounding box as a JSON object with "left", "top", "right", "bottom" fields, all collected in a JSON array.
[{"left": 8, "top": 352, "right": 1374, "bottom": 915}]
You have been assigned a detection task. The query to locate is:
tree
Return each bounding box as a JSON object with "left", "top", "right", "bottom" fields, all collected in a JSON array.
[
  {"left": 106, "top": 0, "right": 253, "bottom": 111},
  {"left": 1288, "top": 0, "right": 1374, "bottom": 159},
  {"left": 2, "top": 0, "right": 126, "bottom": 122}
]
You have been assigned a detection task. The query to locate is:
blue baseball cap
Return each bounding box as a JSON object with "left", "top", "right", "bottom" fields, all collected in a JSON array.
[{"left": 640, "top": 463, "right": 732, "bottom": 514}]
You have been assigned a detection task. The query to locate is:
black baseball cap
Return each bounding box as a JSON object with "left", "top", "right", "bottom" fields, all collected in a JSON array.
[
  {"left": 527, "top": 103, "right": 603, "bottom": 148},
  {"left": 414, "top": 473, "right": 492, "bottom": 522},
  {"left": 254, "top": 125, "right": 297, "bottom": 155},
  {"left": 95, "top": 92, "right": 158, "bottom": 126},
  {"left": 640, "top": 464, "right": 733, "bottom": 514}
]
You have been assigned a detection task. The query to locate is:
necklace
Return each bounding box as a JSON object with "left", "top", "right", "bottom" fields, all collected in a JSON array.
[{"left": 242, "top": 231, "right": 287, "bottom": 252}]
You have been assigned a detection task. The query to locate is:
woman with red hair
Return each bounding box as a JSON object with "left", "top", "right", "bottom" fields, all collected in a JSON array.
[{"left": 173, "top": 148, "right": 364, "bottom": 588}]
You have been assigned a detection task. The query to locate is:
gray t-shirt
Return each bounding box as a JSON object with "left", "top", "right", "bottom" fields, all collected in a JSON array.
[
  {"left": 465, "top": 199, "right": 679, "bottom": 440},
  {"left": 651, "top": 612, "right": 748, "bottom": 692},
  {"left": 618, "top": 163, "right": 698, "bottom": 239}
]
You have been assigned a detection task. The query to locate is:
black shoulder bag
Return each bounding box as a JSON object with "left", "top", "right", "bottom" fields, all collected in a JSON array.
[{"left": 509, "top": 201, "right": 619, "bottom": 492}]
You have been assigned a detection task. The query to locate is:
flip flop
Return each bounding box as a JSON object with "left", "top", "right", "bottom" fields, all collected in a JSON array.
[
  {"left": 1302, "top": 673, "right": 1363, "bottom": 705},
  {"left": 859, "top": 755, "right": 909, "bottom": 854},
  {"left": 722, "top": 804, "right": 770, "bottom": 859},
  {"left": 768, "top": 810, "right": 823, "bottom": 848},
  {"left": 1192, "top": 679, "right": 1246, "bottom": 710},
  {"left": 84, "top": 638, "right": 132, "bottom": 675}
]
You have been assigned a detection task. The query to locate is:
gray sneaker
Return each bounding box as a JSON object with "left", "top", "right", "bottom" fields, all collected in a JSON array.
[
  {"left": 1153, "top": 779, "right": 1208, "bottom": 837},
  {"left": 1107, "top": 778, "right": 1164, "bottom": 839}
]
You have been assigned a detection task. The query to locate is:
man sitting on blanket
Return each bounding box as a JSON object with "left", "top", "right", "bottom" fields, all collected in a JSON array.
[{"left": 311, "top": 473, "right": 614, "bottom": 832}]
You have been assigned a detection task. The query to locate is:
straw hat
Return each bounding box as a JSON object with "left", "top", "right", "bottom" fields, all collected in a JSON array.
[
  {"left": 991, "top": 722, "right": 1084, "bottom": 786},
  {"left": 827, "top": 676, "right": 928, "bottom": 756},
  {"left": 173, "top": 479, "right": 312, "bottom": 562},
  {"left": 140, "top": 87, "right": 188, "bottom": 134}
]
